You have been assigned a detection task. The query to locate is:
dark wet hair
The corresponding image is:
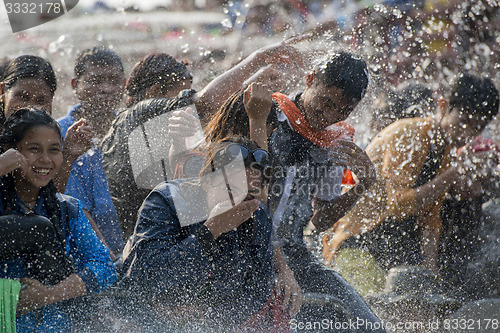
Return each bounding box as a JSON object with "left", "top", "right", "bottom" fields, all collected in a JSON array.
[
  {"left": 74, "top": 46, "right": 124, "bottom": 79},
  {"left": 2, "top": 55, "right": 57, "bottom": 95},
  {"left": 125, "top": 53, "right": 192, "bottom": 107},
  {"left": 0, "top": 55, "right": 57, "bottom": 126},
  {"left": 393, "top": 80, "right": 435, "bottom": 118},
  {"left": 449, "top": 73, "right": 499, "bottom": 122},
  {"left": 0, "top": 108, "right": 62, "bottom": 232},
  {"left": 204, "top": 88, "right": 278, "bottom": 143},
  {"left": 313, "top": 51, "right": 369, "bottom": 104}
]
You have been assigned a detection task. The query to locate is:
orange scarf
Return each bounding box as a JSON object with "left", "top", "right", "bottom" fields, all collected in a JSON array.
[{"left": 272, "top": 92, "right": 355, "bottom": 184}]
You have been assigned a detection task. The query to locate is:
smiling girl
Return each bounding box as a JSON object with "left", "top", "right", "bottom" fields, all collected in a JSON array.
[
  {"left": 0, "top": 55, "right": 93, "bottom": 193},
  {"left": 0, "top": 108, "right": 116, "bottom": 332}
]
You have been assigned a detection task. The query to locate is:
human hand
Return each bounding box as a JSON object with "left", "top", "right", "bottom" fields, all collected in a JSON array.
[
  {"left": 63, "top": 119, "right": 93, "bottom": 159},
  {"left": 256, "top": 42, "right": 304, "bottom": 69},
  {"left": 275, "top": 264, "right": 302, "bottom": 316},
  {"left": 17, "top": 278, "right": 54, "bottom": 316},
  {"left": 328, "top": 140, "right": 376, "bottom": 187},
  {"left": 244, "top": 64, "right": 290, "bottom": 92},
  {"left": 243, "top": 83, "right": 273, "bottom": 123},
  {"left": 0, "top": 148, "right": 29, "bottom": 177},
  {"left": 168, "top": 107, "right": 201, "bottom": 144},
  {"left": 205, "top": 199, "right": 260, "bottom": 239}
]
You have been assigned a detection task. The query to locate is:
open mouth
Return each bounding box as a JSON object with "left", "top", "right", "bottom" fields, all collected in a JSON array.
[{"left": 32, "top": 167, "right": 51, "bottom": 176}]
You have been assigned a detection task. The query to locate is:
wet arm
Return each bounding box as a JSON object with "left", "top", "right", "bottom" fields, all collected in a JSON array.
[
  {"left": 195, "top": 42, "right": 302, "bottom": 117},
  {"left": 17, "top": 274, "right": 87, "bottom": 316}
]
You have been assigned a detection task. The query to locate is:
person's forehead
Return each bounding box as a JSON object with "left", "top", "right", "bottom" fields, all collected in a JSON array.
[
  {"left": 316, "top": 84, "right": 346, "bottom": 101},
  {"left": 12, "top": 77, "right": 51, "bottom": 90}
]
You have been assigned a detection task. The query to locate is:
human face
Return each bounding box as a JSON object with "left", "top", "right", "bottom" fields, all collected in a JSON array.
[
  {"left": 73, "top": 64, "right": 125, "bottom": 114},
  {"left": 1, "top": 78, "right": 53, "bottom": 118},
  {"left": 165, "top": 77, "right": 192, "bottom": 99},
  {"left": 14, "top": 126, "right": 63, "bottom": 192},
  {"left": 205, "top": 165, "right": 265, "bottom": 207},
  {"left": 440, "top": 108, "right": 488, "bottom": 147},
  {"left": 300, "top": 75, "right": 356, "bottom": 131}
]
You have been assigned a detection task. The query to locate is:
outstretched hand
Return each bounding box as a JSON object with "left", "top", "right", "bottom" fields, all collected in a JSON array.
[
  {"left": 168, "top": 107, "right": 201, "bottom": 140},
  {"left": 256, "top": 42, "right": 304, "bottom": 69}
]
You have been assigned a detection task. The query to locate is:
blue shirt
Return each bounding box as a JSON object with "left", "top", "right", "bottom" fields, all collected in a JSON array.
[
  {"left": 57, "top": 105, "right": 124, "bottom": 252},
  {"left": 0, "top": 191, "right": 117, "bottom": 332}
]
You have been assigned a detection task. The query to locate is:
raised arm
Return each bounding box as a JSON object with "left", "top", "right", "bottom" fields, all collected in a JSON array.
[
  {"left": 243, "top": 82, "right": 273, "bottom": 150},
  {"left": 194, "top": 42, "right": 303, "bottom": 118}
]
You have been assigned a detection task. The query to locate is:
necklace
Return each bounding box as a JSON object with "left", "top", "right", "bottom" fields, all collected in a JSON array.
[{"left": 18, "top": 197, "right": 37, "bottom": 214}]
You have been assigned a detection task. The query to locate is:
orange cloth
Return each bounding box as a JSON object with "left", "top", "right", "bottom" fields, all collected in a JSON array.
[{"left": 272, "top": 92, "right": 356, "bottom": 184}]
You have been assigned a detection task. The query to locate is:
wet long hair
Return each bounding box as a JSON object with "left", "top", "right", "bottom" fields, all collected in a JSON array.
[
  {"left": 0, "top": 55, "right": 57, "bottom": 126},
  {"left": 0, "top": 108, "right": 62, "bottom": 228},
  {"left": 125, "top": 53, "right": 192, "bottom": 107},
  {"left": 204, "top": 88, "right": 278, "bottom": 144}
]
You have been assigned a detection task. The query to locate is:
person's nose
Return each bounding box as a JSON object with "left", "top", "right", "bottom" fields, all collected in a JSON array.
[{"left": 39, "top": 151, "right": 51, "bottom": 163}]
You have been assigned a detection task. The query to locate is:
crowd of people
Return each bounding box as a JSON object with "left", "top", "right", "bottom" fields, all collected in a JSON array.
[{"left": 0, "top": 0, "right": 499, "bottom": 332}]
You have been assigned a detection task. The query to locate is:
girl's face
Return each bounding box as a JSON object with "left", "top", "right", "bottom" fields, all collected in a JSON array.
[
  {"left": 15, "top": 126, "right": 63, "bottom": 190},
  {"left": 2, "top": 78, "right": 53, "bottom": 118}
]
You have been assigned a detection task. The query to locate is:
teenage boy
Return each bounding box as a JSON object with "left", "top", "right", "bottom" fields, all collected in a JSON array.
[
  {"left": 57, "top": 46, "right": 126, "bottom": 258},
  {"left": 324, "top": 73, "right": 499, "bottom": 278},
  {"left": 268, "top": 51, "right": 384, "bottom": 331}
]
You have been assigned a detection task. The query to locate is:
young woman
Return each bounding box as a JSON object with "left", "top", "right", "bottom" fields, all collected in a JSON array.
[
  {"left": 0, "top": 108, "right": 116, "bottom": 332},
  {"left": 0, "top": 55, "right": 93, "bottom": 192},
  {"left": 120, "top": 136, "right": 291, "bottom": 331}
]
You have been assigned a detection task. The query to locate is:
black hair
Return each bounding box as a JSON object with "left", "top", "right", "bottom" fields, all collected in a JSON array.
[
  {"left": 0, "top": 108, "right": 62, "bottom": 234},
  {"left": 74, "top": 46, "right": 124, "bottom": 80},
  {"left": 449, "top": 73, "right": 499, "bottom": 122},
  {"left": 394, "top": 80, "right": 435, "bottom": 118},
  {"left": 313, "top": 51, "right": 369, "bottom": 104},
  {"left": 125, "top": 53, "right": 191, "bottom": 107},
  {"left": 2, "top": 55, "right": 57, "bottom": 95}
]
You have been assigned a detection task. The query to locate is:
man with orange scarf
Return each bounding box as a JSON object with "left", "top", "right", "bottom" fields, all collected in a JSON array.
[{"left": 267, "top": 52, "right": 382, "bottom": 331}]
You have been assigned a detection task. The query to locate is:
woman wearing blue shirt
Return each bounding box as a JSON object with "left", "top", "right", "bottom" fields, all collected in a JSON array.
[{"left": 0, "top": 108, "right": 116, "bottom": 332}]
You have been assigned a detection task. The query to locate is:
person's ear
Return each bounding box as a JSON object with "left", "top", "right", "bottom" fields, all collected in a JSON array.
[
  {"left": 438, "top": 97, "right": 448, "bottom": 115},
  {"left": 144, "top": 84, "right": 165, "bottom": 99},
  {"left": 305, "top": 72, "right": 315, "bottom": 88},
  {"left": 71, "top": 78, "right": 79, "bottom": 91}
]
